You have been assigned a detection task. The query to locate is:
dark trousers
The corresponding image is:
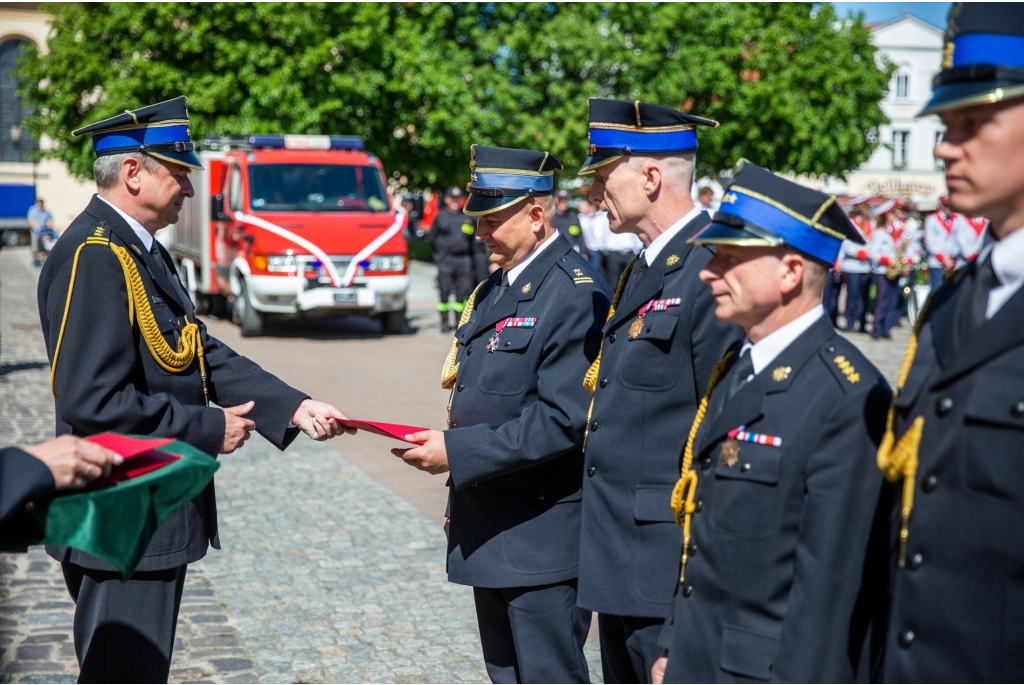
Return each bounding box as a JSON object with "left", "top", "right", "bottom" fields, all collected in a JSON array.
[
  {"left": 604, "top": 251, "right": 635, "bottom": 291},
  {"left": 597, "top": 613, "right": 665, "bottom": 684},
  {"left": 437, "top": 254, "right": 474, "bottom": 305},
  {"left": 62, "top": 561, "right": 187, "bottom": 683},
  {"left": 843, "top": 272, "right": 872, "bottom": 331},
  {"left": 473, "top": 580, "right": 592, "bottom": 684},
  {"left": 822, "top": 269, "right": 841, "bottom": 327},
  {"left": 872, "top": 274, "right": 902, "bottom": 338},
  {"left": 929, "top": 267, "right": 945, "bottom": 288}
]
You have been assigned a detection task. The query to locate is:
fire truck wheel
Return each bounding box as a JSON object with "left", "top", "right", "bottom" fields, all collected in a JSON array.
[
  {"left": 235, "top": 279, "right": 265, "bottom": 337},
  {"left": 378, "top": 308, "right": 406, "bottom": 335}
]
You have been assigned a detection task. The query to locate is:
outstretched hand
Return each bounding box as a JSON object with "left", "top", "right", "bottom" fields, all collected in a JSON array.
[
  {"left": 292, "top": 399, "right": 356, "bottom": 441},
  {"left": 391, "top": 429, "right": 449, "bottom": 474}
]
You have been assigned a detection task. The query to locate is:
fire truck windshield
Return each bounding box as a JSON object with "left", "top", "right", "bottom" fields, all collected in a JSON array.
[{"left": 248, "top": 164, "right": 389, "bottom": 213}]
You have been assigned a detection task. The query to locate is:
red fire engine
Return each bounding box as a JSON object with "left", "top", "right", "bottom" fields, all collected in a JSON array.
[{"left": 169, "top": 134, "right": 408, "bottom": 336}]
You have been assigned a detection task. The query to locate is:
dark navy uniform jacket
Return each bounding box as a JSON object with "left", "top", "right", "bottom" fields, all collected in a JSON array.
[
  {"left": 0, "top": 447, "right": 54, "bottom": 548},
  {"left": 579, "top": 211, "right": 743, "bottom": 618},
  {"left": 659, "top": 316, "right": 890, "bottom": 683},
  {"left": 36, "top": 196, "right": 307, "bottom": 572},
  {"left": 445, "top": 234, "right": 611, "bottom": 588},
  {"left": 861, "top": 265, "right": 1024, "bottom": 682}
]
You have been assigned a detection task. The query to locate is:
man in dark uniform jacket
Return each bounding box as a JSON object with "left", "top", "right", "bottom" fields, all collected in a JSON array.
[
  {"left": 36, "top": 97, "right": 352, "bottom": 682},
  {"left": 575, "top": 97, "right": 742, "bottom": 684},
  {"left": 395, "top": 145, "right": 612, "bottom": 683},
  {"left": 652, "top": 161, "right": 890, "bottom": 683},
  {"left": 861, "top": 5, "right": 1024, "bottom": 681},
  {"left": 1, "top": 437, "right": 121, "bottom": 546},
  {"left": 430, "top": 186, "right": 478, "bottom": 332},
  {"left": 552, "top": 188, "right": 588, "bottom": 259}
]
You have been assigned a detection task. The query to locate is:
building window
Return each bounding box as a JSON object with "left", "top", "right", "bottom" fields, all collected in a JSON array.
[
  {"left": 892, "top": 131, "right": 909, "bottom": 170},
  {"left": 0, "top": 39, "right": 39, "bottom": 163},
  {"left": 934, "top": 130, "right": 945, "bottom": 170},
  {"left": 894, "top": 72, "right": 910, "bottom": 100}
]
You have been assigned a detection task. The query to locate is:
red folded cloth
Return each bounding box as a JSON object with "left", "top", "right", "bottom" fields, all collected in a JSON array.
[
  {"left": 338, "top": 420, "right": 429, "bottom": 444},
  {"left": 85, "top": 433, "right": 180, "bottom": 488}
]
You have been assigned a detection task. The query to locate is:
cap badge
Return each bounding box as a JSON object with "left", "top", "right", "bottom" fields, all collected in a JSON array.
[
  {"left": 771, "top": 366, "right": 791, "bottom": 382},
  {"left": 666, "top": 254, "right": 680, "bottom": 266},
  {"left": 722, "top": 192, "right": 738, "bottom": 204},
  {"left": 521, "top": 283, "right": 531, "bottom": 294},
  {"left": 720, "top": 438, "right": 740, "bottom": 467},
  {"left": 833, "top": 355, "right": 861, "bottom": 383},
  {"left": 942, "top": 41, "right": 954, "bottom": 69}
]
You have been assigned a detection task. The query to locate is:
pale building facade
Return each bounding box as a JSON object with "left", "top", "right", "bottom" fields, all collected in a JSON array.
[
  {"left": 0, "top": 3, "right": 96, "bottom": 231},
  {"left": 843, "top": 14, "right": 947, "bottom": 207}
]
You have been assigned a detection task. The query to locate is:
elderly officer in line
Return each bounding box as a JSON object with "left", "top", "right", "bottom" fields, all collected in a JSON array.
[
  {"left": 861, "top": 4, "right": 1024, "bottom": 681},
  {"left": 36, "top": 97, "right": 353, "bottom": 682},
  {"left": 649, "top": 161, "right": 891, "bottom": 683},
  {"left": 574, "top": 98, "right": 742, "bottom": 683},
  {"left": 394, "top": 145, "right": 611, "bottom": 683}
]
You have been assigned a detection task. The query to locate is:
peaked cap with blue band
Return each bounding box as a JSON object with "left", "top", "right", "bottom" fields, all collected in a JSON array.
[
  {"left": 689, "top": 160, "right": 863, "bottom": 265},
  {"left": 920, "top": 3, "right": 1024, "bottom": 116},
  {"left": 72, "top": 96, "right": 203, "bottom": 170},
  {"left": 464, "top": 144, "right": 562, "bottom": 216},
  {"left": 578, "top": 98, "right": 718, "bottom": 174}
]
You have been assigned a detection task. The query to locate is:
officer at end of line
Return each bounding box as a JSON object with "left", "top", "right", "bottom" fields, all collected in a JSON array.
[
  {"left": 860, "top": 3, "right": 1024, "bottom": 681},
  {"left": 651, "top": 160, "right": 891, "bottom": 683},
  {"left": 393, "top": 144, "right": 611, "bottom": 684}
]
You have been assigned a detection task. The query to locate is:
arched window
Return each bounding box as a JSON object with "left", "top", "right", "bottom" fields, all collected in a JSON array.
[
  {"left": 893, "top": 70, "right": 910, "bottom": 101},
  {"left": 0, "top": 38, "right": 39, "bottom": 163}
]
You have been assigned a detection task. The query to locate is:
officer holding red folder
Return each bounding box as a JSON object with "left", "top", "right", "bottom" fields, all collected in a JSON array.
[{"left": 37, "top": 96, "right": 354, "bottom": 683}]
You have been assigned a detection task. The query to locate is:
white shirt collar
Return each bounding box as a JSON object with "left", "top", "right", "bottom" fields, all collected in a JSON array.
[
  {"left": 641, "top": 206, "right": 703, "bottom": 265},
  {"left": 986, "top": 225, "right": 1024, "bottom": 318},
  {"left": 740, "top": 304, "right": 825, "bottom": 376},
  {"left": 97, "top": 195, "right": 154, "bottom": 251},
  {"left": 505, "top": 230, "right": 560, "bottom": 286}
]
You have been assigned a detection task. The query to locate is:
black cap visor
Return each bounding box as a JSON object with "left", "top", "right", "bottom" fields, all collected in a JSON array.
[
  {"left": 920, "top": 80, "right": 1024, "bottom": 116},
  {"left": 578, "top": 154, "right": 622, "bottom": 175},
  {"left": 146, "top": 149, "right": 204, "bottom": 171},
  {"left": 464, "top": 193, "right": 531, "bottom": 217},
  {"left": 688, "top": 217, "right": 785, "bottom": 249}
]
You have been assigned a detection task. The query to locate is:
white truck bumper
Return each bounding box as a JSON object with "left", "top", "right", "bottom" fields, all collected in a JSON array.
[{"left": 245, "top": 274, "right": 408, "bottom": 314}]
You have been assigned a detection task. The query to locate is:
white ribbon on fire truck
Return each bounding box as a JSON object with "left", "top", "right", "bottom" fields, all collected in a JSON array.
[{"left": 232, "top": 208, "right": 406, "bottom": 288}]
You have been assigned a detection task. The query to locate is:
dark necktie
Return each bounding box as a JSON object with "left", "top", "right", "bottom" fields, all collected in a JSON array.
[
  {"left": 725, "top": 348, "right": 754, "bottom": 402},
  {"left": 625, "top": 253, "right": 649, "bottom": 297},
  {"left": 150, "top": 241, "right": 178, "bottom": 286},
  {"left": 490, "top": 272, "right": 510, "bottom": 310},
  {"left": 955, "top": 251, "right": 999, "bottom": 349}
]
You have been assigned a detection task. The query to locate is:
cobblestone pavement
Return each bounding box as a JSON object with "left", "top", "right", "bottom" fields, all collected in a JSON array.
[{"left": 3, "top": 244, "right": 914, "bottom": 683}]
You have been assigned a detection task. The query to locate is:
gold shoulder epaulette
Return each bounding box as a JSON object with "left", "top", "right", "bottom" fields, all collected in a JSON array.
[{"left": 832, "top": 354, "right": 860, "bottom": 383}]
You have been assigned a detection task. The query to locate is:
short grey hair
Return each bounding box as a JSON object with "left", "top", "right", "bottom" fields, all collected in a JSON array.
[
  {"left": 629, "top": 152, "right": 696, "bottom": 192},
  {"left": 93, "top": 152, "right": 162, "bottom": 189}
]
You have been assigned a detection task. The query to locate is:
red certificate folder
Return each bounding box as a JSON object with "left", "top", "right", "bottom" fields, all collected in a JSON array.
[
  {"left": 338, "top": 420, "right": 430, "bottom": 444},
  {"left": 85, "top": 433, "right": 180, "bottom": 487}
]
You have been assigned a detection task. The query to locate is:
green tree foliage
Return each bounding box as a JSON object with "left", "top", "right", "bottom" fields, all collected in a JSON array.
[{"left": 18, "top": 2, "right": 891, "bottom": 188}]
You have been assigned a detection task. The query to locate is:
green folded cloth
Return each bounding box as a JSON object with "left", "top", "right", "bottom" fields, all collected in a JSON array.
[{"left": 25, "top": 439, "right": 218, "bottom": 578}]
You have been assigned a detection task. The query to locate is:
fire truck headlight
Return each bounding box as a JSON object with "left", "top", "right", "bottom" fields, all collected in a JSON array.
[
  {"left": 366, "top": 255, "right": 406, "bottom": 272},
  {"left": 267, "top": 255, "right": 298, "bottom": 273}
]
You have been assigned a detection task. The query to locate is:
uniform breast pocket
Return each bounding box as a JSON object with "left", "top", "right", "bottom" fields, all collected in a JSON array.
[
  {"left": 963, "top": 373, "right": 1024, "bottom": 506},
  {"left": 478, "top": 327, "right": 536, "bottom": 396},
  {"left": 710, "top": 442, "right": 782, "bottom": 539},
  {"left": 619, "top": 312, "right": 680, "bottom": 391}
]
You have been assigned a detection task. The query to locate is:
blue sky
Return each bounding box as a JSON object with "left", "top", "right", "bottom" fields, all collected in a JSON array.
[{"left": 829, "top": 2, "right": 952, "bottom": 28}]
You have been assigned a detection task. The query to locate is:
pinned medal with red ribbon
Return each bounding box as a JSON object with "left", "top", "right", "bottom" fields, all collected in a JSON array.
[
  {"left": 487, "top": 317, "right": 537, "bottom": 352},
  {"left": 628, "top": 298, "right": 681, "bottom": 339}
]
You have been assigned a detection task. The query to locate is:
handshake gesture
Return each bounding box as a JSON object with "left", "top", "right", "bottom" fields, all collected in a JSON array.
[{"left": 220, "top": 398, "right": 356, "bottom": 454}]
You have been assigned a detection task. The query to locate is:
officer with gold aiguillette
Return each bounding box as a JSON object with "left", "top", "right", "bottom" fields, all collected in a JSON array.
[
  {"left": 394, "top": 145, "right": 611, "bottom": 683},
  {"left": 651, "top": 161, "right": 891, "bottom": 683},
  {"left": 37, "top": 96, "right": 353, "bottom": 683},
  {"left": 861, "top": 3, "right": 1024, "bottom": 681}
]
